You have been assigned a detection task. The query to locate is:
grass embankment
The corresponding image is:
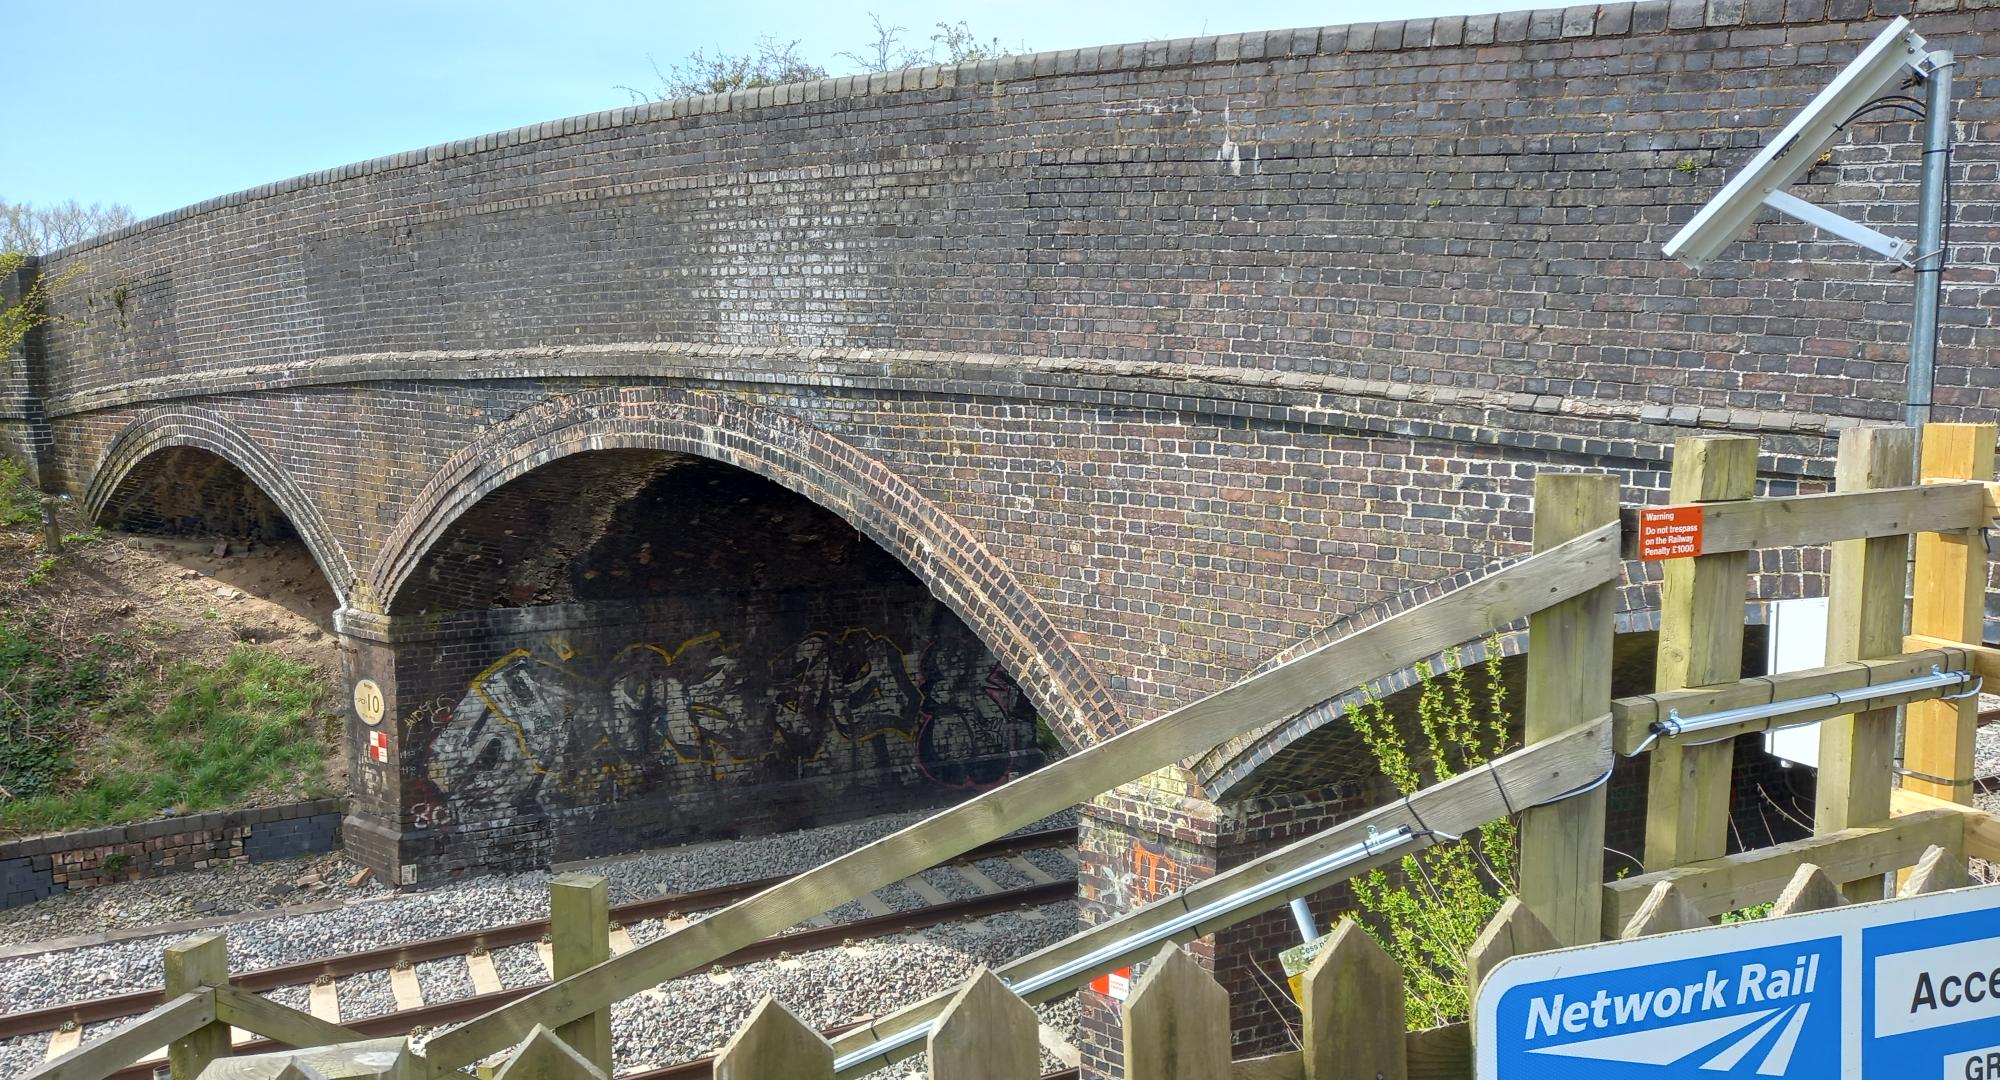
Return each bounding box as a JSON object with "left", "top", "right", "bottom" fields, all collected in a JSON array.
[{"left": 0, "top": 460, "right": 334, "bottom": 836}]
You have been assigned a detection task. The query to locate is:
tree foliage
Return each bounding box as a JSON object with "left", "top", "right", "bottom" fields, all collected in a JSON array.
[
  {"left": 1, "top": 198, "right": 135, "bottom": 256},
  {"left": 0, "top": 200, "right": 124, "bottom": 356},
  {"left": 620, "top": 36, "right": 829, "bottom": 101},
  {"left": 839, "top": 15, "right": 1011, "bottom": 72},
  {"left": 0, "top": 251, "right": 83, "bottom": 358},
  {"left": 623, "top": 14, "right": 1022, "bottom": 102},
  {"left": 1348, "top": 644, "right": 1519, "bottom": 1028}
]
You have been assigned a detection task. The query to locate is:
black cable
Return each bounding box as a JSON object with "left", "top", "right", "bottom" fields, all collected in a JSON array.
[
  {"left": 1489, "top": 763, "right": 1519, "bottom": 819},
  {"left": 1835, "top": 100, "right": 1926, "bottom": 134}
]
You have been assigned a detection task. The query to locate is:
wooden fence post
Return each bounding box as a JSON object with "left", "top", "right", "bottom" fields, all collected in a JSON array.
[
  {"left": 1817, "top": 425, "right": 1914, "bottom": 901},
  {"left": 1122, "top": 944, "right": 1230, "bottom": 1080},
  {"left": 1465, "top": 898, "right": 1558, "bottom": 1052},
  {"left": 493, "top": 1025, "right": 607, "bottom": 1080},
  {"left": 164, "top": 931, "right": 231, "bottom": 1080},
  {"left": 1301, "top": 919, "right": 1405, "bottom": 1080},
  {"left": 1520, "top": 472, "right": 1617, "bottom": 946},
  {"left": 40, "top": 495, "right": 63, "bottom": 555},
  {"left": 715, "top": 997, "right": 831, "bottom": 1080},
  {"left": 1620, "top": 880, "right": 1706, "bottom": 938},
  {"left": 1905, "top": 422, "right": 1996, "bottom": 803},
  {"left": 1646, "top": 435, "right": 1757, "bottom": 870},
  {"left": 1769, "top": 864, "right": 1844, "bottom": 916},
  {"left": 1898, "top": 845, "right": 1971, "bottom": 897},
  {"left": 1465, "top": 898, "right": 1557, "bottom": 1007},
  {"left": 929, "top": 967, "right": 1038, "bottom": 1080},
  {"left": 550, "top": 873, "right": 612, "bottom": 1075}
]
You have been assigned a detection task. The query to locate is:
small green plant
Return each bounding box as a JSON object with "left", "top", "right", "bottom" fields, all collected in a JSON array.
[
  {"left": 24, "top": 555, "right": 56, "bottom": 587},
  {"left": 1349, "top": 642, "right": 1518, "bottom": 1028},
  {"left": 1720, "top": 901, "right": 1774, "bottom": 924},
  {"left": 103, "top": 852, "right": 128, "bottom": 874},
  {"left": 0, "top": 458, "right": 39, "bottom": 527},
  {"left": 1675, "top": 155, "right": 1701, "bottom": 175}
]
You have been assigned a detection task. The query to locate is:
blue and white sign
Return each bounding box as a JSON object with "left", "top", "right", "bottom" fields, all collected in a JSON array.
[{"left": 1476, "top": 882, "right": 2000, "bottom": 1078}]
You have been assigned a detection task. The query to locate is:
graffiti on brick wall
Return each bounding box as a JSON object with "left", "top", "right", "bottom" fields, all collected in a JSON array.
[
  {"left": 1107, "top": 837, "right": 1183, "bottom": 912},
  {"left": 400, "top": 616, "right": 1037, "bottom": 829}
]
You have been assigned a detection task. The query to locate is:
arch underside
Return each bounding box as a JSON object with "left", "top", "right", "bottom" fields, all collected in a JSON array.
[
  {"left": 370, "top": 386, "right": 1121, "bottom": 753},
  {"left": 1200, "top": 604, "right": 1779, "bottom": 802},
  {"left": 362, "top": 388, "right": 1122, "bottom": 869},
  {"left": 82, "top": 406, "right": 357, "bottom": 600}
]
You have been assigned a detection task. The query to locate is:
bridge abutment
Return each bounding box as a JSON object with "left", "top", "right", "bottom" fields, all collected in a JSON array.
[{"left": 1074, "top": 776, "right": 1374, "bottom": 1076}]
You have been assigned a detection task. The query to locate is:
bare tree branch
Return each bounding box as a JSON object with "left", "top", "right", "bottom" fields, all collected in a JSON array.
[{"left": 0, "top": 199, "right": 136, "bottom": 256}]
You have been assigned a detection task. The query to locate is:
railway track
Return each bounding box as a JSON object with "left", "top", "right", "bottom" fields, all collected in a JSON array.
[{"left": 4, "top": 827, "right": 1079, "bottom": 1076}]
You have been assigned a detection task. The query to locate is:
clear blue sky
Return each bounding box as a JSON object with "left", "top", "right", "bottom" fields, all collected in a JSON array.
[{"left": 0, "top": 0, "right": 1534, "bottom": 222}]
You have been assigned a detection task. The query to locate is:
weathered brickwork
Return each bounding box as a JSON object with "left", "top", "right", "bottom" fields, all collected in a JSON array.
[
  {"left": 98, "top": 444, "right": 301, "bottom": 540},
  {"left": 27, "top": 5, "right": 2000, "bottom": 428},
  {"left": 0, "top": 260, "right": 52, "bottom": 477},
  {"left": 343, "top": 592, "right": 1040, "bottom": 880},
  {"left": 0, "top": 799, "right": 344, "bottom": 908},
  {"left": 4, "top": 3, "right": 1994, "bottom": 1071}
]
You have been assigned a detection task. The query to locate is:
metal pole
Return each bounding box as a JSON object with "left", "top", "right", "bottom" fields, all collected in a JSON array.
[
  {"left": 1288, "top": 897, "right": 1319, "bottom": 943},
  {"left": 830, "top": 825, "right": 1418, "bottom": 1076},
  {"left": 1906, "top": 50, "right": 1954, "bottom": 436}
]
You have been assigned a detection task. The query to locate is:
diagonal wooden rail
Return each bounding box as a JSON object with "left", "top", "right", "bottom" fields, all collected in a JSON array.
[
  {"left": 33, "top": 993, "right": 215, "bottom": 1080},
  {"left": 829, "top": 715, "right": 1612, "bottom": 1075},
  {"left": 424, "top": 521, "right": 1622, "bottom": 1071}
]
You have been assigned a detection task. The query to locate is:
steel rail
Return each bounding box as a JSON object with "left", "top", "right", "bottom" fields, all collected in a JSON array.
[
  {"left": 77, "top": 876, "right": 1075, "bottom": 1080},
  {"left": 0, "top": 827, "right": 1076, "bottom": 1041}
]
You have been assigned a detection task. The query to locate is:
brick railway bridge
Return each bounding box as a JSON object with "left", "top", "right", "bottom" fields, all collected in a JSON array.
[{"left": 7, "top": 0, "right": 2000, "bottom": 1063}]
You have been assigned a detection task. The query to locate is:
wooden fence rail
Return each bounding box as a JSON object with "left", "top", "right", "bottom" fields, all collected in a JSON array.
[{"left": 23, "top": 422, "right": 2000, "bottom": 1080}]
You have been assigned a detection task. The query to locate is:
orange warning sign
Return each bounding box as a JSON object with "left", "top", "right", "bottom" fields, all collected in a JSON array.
[
  {"left": 1090, "top": 967, "right": 1132, "bottom": 1000},
  {"left": 1638, "top": 505, "right": 1705, "bottom": 561}
]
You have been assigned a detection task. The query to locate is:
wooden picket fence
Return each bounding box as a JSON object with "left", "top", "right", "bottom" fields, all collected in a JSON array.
[{"left": 26, "top": 422, "right": 2000, "bottom": 1080}]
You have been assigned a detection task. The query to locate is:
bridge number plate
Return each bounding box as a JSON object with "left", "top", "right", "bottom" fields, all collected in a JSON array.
[
  {"left": 1476, "top": 882, "right": 2000, "bottom": 1079},
  {"left": 1639, "top": 505, "right": 1705, "bottom": 561},
  {"left": 353, "top": 678, "right": 386, "bottom": 726}
]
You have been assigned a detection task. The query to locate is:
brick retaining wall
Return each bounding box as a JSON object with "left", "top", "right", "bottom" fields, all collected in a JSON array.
[{"left": 0, "top": 798, "right": 344, "bottom": 909}]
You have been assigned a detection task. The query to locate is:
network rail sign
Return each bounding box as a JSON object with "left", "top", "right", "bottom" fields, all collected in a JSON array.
[{"left": 1476, "top": 882, "right": 2000, "bottom": 1078}]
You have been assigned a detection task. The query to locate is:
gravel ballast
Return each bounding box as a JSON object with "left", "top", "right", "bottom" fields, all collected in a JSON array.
[{"left": 0, "top": 809, "right": 1079, "bottom": 1079}]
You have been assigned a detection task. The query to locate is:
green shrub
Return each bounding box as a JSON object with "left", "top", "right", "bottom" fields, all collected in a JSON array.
[
  {"left": 1349, "top": 643, "right": 1519, "bottom": 1028},
  {"left": 0, "top": 611, "right": 329, "bottom": 834},
  {"left": 1720, "top": 901, "right": 1774, "bottom": 924},
  {"left": 0, "top": 458, "right": 39, "bottom": 528}
]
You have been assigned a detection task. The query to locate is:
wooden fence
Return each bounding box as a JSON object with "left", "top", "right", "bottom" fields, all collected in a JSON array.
[{"left": 25, "top": 422, "right": 2000, "bottom": 1080}]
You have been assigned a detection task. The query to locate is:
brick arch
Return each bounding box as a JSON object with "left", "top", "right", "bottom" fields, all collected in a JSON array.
[
  {"left": 1195, "top": 575, "right": 1685, "bottom": 801},
  {"left": 82, "top": 406, "right": 358, "bottom": 600},
  {"left": 367, "top": 386, "right": 1122, "bottom": 751}
]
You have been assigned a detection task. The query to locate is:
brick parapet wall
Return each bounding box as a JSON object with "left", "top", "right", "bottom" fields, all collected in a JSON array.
[
  {"left": 0, "top": 798, "right": 345, "bottom": 909},
  {"left": 32, "top": 4, "right": 2000, "bottom": 432}
]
